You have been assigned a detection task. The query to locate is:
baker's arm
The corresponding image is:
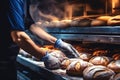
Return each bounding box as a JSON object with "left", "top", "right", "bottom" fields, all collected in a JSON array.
[
  {"left": 30, "top": 23, "right": 57, "bottom": 44},
  {"left": 11, "top": 30, "right": 46, "bottom": 59},
  {"left": 30, "top": 24, "right": 80, "bottom": 58}
]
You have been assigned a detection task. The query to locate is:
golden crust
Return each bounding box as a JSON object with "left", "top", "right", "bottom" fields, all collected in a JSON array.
[
  {"left": 60, "top": 59, "right": 71, "bottom": 69},
  {"left": 91, "top": 19, "right": 107, "bottom": 26},
  {"left": 83, "top": 65, "right": 115, "bottom": 80},
  {"left": 112, "top": 53, "right": 120, "bottom": 60},
  {"left": 93, "top": 50, "right": 108, "bottom": 56},
  {"left": 89, "top": 56, "right": 110, "bottom": 66},
  {"left": 66, "top": 60, "right": 93, "bottom": 76},
  {"left": 96, "top": 16, "right": 112, "bottom": 22},
  {"left": 113, "top": 73, "right": 120, "bottom": 80},
  {"left": 107, "top": 60, "right": 120, "bottom": 73},
  {"left": 107, "top": 15, "right": 120, "bottom": 26}
]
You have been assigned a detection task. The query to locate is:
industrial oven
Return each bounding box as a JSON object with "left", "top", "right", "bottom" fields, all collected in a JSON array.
[{"left": 17, "top": 0, "right": 120, "bottom": 80}]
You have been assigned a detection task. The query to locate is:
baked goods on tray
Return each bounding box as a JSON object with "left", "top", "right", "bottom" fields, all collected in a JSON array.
[
  {"left": 107, "top": 60, "right": 120, "bottom": 73},
  {"left": 89, "top": 56, "right": 110, "bottom": 66},
  {"left": 66, "top": 59, "right": 93, "bottom": 76},
  {"left": 83, "top": 65, "right": 115, "bottom": 80}
]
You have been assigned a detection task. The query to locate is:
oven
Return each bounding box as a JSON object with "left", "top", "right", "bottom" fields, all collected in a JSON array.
[{"left": 17, "top": 0, "right": 120, "bottom": 80}]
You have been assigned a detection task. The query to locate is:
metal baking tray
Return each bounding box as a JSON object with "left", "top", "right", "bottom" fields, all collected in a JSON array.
[{"left": 17, "top": 55, "right": 83, "bottom": 80}]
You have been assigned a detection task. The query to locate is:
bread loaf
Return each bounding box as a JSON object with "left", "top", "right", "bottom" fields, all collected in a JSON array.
[
  {"left": 89, "top": 56, "right": 110, "bottom": 66},
  {"left": 71, "top": 17, "right": 92, "bottom": 27},
  {"left": 43, "top": 50, "right": 68, "bottom": 70},
  {"left": 91, "top": 19, "right": 107, "bottom": 26},
  {"left": 60, "top": 58, "right": 83, "bottom": 69},
  {"left": 66, "top": 60, "right": 93, "bottom": 76},
  {"left": 73, "top": 45, "right": 91, "bottom": 53},
  {"left": 79, "top": 52, "right": 92, "bottom": 61},
  {"left": 49, "top": 20, "right": 71, "bottom": 28},
  {"left": 112, "top": 73, "right": 120, "bottom": 80},
  {"left": 83, "top": 65, "right": 115, "bottom": 80},
  {"left": 50, "top": 50, "right": 67, "bottom": 62},
  {"left": 112, "top": 53, "right": 120, "bottom": 60},
  {"left": 93, "top": 50, "right": 108, "bottom": 56},
  {"left": 60, "top": 20, "right": 71, "bottom": 27},
  {"left": 107, "top": 60, "right": 120, "bottom": 73},
  {"left": 107, "top": 15, "right": 120, "bottom": 26},
  {"left": 96, "top": 16, "right": 112, "bottom": 22}
]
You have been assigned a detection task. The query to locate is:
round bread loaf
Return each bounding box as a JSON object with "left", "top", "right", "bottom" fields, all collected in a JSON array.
[
  {"left": 43, "top": 50, "right": 68, "bottom": 69},
  {"left": 107, "top": 60, "right": 120, "bottom": 73},
  {"left": 83, "top": 65, "right": 115, "bottom": 80},
  {"left": 112, "top": 53, "right": 120, "bottom": 60},
  {"left": 60, "top": 58, "right": 83, "bottom": 69},
  {"left": 107, "top": 15, "right": 120, "bottom": 26},
  {"left": 89, "top": 56, "right": 110, "bottom": 66},
  {"left": 60, "top": 20, "right": 71, "bottom": 27},
  {"left": 73, "top": 45, "right": 92, "bottom": 53},
  {"left": 91, "top": 19, "right": 107, "bottom": 26},
  {"left": 79, "top": 52, "right": 92, "bottom": 61},
  {"left": 112, "top": 73, "right": 120, "bottom": 80},
  {"left": 93, "top": 50, "right": 108, "bottom": 56},
  {"left": 49, "top": 20, "right": 71, "bottom": 28},
  {"left": 40, "top": 20, "right": 71, "bottom": 28},
  {"left": 49, "top": 50, "right": 67, "bottom": 62},
  {"left": 66, "top": 60, "right": 93, "bottom": 76},
  {"left": 96, "top": 16, "right": 112, "bottom": 22},
  {"left": 71, "top": 17, "right": 92, "bottom": 27}
]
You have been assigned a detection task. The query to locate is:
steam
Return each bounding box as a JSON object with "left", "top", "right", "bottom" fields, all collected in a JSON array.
[
  {"left": 30, "top": 0, "right": 78, "bottom": 22},
  {"left": 64, "top": 2, "right": 73, "bottom": 20},
  {"left": 30, "top": 0, "right": 113, "bottom": 23},
  {"left": 38, "top": 11, "right": 59, "bottom": 21},
  {"left": 30, "top": 0, "right": 64, "bottom": 22}
]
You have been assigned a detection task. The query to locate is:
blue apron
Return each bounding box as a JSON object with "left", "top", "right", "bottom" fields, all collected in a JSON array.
[{"left": 0, "top": 0, "right": 33, "bottom": 79}]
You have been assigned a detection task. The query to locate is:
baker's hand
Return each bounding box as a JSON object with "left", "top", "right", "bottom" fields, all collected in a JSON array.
[
  {"left": 54, "top": 39, "right": 80, "bottom": 58},
  {"left": 41, "top": 52, "right": 61, "bottom": 69}
]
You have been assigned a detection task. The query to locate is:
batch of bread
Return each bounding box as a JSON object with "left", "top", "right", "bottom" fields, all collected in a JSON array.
[
  {"left": 19, "top": 44, "right": 120, "bottom": 80},
  {"left": 40, "top": 15, "right": 120, "bottom": 28},
  {"left": 38, "top": 45, "right": 120, "bottom": 80}
]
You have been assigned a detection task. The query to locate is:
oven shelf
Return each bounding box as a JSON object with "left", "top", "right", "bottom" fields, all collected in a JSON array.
[
  {"left": 45, "top": 26, "right": 120, "bottom": 34},
  {"left": 45, "top": 26, "right": 120, "bottom": 44}
]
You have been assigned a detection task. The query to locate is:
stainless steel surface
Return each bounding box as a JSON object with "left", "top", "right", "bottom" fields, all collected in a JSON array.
[
  {"left": 46, "top": 26, "right": 120, "bottom": 34},
  {"left": 45, "top": 26, "right": 120, "bottom": 44},
  {"left": 17, "top": 55, "right": 83, "bottom": 80}
]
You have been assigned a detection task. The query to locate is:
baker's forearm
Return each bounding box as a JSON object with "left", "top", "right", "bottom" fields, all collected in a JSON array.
[
  {"left": 30, "top": 24, "right": 57, "bottom": 44},
  {"left": 11, "top": 31, "right": 46, "bottom": 59}
]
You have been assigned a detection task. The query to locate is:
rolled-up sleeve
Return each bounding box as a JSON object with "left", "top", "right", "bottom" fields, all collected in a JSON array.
[{"left": 8, "top": 0, "right": 25, "bottom": 31}]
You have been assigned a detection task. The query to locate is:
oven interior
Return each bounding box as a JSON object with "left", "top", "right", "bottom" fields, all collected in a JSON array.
[{"left": 17, "top": 0, "right": 120, "bottom": 80}]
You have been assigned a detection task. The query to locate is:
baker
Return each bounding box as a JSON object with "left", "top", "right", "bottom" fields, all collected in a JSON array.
[{"left": 0, "top": 0, "right": 80, "bottom": 80}]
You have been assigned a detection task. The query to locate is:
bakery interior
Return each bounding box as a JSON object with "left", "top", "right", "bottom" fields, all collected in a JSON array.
[{"left": 17, "top": 0, "right": 120, "bottom": 80}]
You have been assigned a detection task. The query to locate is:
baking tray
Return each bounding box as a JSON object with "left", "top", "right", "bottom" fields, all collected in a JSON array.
[{"left": 17, "top": 55, "right": 83, "bottom": 80}]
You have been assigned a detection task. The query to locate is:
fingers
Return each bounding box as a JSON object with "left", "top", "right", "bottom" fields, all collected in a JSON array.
[{"left": 70, "top": 46, "right": 80, "bottom": 58}]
